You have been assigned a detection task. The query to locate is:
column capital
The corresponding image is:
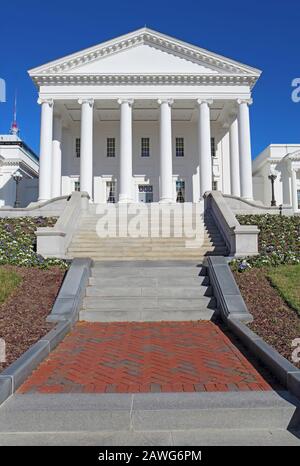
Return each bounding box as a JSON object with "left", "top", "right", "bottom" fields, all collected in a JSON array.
[
  {"left": 197, "top": 98, "right": 213, "bottom": 106},
  {"left": 37, "top": 97, "right": 53, "bottom": 107},
  {"left": 117, "top": 98, "right": 134, "bottom": 106},
  {"left": 157, "top": 98, "right": 173, "bottom": 106},
  {"left": 237, "top": 98, "right": 253, "bottom": 106},
  {"left": 78, "top": 98, "right": 94, "bottom": 107}
]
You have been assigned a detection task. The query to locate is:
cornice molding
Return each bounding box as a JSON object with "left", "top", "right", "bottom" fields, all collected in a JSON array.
[{"left": 32, "top": 73, "right": 258, "bottom": 88}]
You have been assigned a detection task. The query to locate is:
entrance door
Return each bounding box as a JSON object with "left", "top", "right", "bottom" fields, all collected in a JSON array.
[
  {"left": 176, "top": 180, "right": 185, "bottom": 203},
  {"left": 138, "top": 185, "right": 153, "bottom": 203}
]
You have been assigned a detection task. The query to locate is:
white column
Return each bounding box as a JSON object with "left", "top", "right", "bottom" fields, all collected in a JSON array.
[
  {"left": 229, "top": 118, "right": 240, "bottom": 197},
  {"left": 38, "top": 98, "right": 53, "bottom": 201},
  {"left": 291, "top": 168, "right": 298, "bottom": 212},
  {"left": 197, "top": 99, "right": 213, "bottom": 198},
  {"left": 158, "top": 99, "right": 173, "bottom": 203},
  {"left": 118, "top": 99, "right": 133, "bottom": 203},
  {"left": 237, "top": 99, "right": 253, "bottom": 200},
  {"left": 78, "top": 98, "right": 94, "bottom": 199},
  {"left": 51, "top": 113, "right": 62, "bottom": 198}
]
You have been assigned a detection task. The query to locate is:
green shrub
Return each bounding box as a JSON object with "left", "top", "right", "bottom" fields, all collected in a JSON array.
[
  {"left": 0, "top": 217, "right": 68, "bottom": 269},
  {"left": 230, "top": 214, "right": 300, "bottom": 271}
]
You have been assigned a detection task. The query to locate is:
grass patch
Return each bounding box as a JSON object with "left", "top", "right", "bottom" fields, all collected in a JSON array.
[
  {"left": 0, "top": 267, "right": 22, "bottom": 304},
  {"left": 267, "top": 264, "right": 300, "bottom": 315}
]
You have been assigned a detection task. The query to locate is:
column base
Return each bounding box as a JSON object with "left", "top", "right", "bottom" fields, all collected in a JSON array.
[
  {"left": 118, "top": 195, "right": 133, "bottom": 204},
  {"left": 159, "top": 198, "right": 174, "bottom": 204}
]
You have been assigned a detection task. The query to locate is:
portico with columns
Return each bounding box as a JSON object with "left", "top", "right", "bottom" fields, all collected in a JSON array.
[{"left": 30, "top": 28, "right": 261, "bottom": 204}]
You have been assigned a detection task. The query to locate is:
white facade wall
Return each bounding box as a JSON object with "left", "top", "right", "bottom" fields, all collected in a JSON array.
[
  {"left": 0, "top": 136, "right": 39, "bottom": 207},
  {"left": 61, "top": 120, "right": 225, "bottom": 203}
]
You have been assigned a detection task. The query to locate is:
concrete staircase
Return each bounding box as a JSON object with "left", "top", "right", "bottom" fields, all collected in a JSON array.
[
  {"left": 0, "top": 392, "right": 299, "bottom": 445},
  {"left": 80, "top": 261, "right": 216, "bottom": 322},
  {"left": 67, "top": 203, "right": 228, "bottom": 261}
]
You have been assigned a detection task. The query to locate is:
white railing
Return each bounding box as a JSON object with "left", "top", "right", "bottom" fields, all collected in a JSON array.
[
  {"left": 36, "top": 191, "right": 89, "bottom": 258},
  {"left": 204, "top": 191, "right": 259, "bottom": 257}
]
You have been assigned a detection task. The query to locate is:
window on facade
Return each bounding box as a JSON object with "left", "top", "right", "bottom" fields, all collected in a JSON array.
[
  {"left": 211, "top": 137, "right": 216, "bottom": 157},
  {"left": 107, "top": 138, "right": 116, "bottom": 157},
  {"left": 75, "top": 138, "right": 81, "bottom": 158},
  {"left": 74, "top": 181, "right": 80, "bottom": 192},
  {"left": 141, "top": 138, "right": 150, "bottom": 157},
  {"left": 176, "top": 138, "right": 184, "bottom": 157},
  {"left": 106, "top": 181, "right": 116, "bottom": 203},
  {"left": 297, "top": 190, "right": 300, "bottom": 210},
  {"left": 176, "top": 180, "right": 185, "bottom": 203},
  {"left": 212, "top": 181, "right": 218, "bottom": 191}
]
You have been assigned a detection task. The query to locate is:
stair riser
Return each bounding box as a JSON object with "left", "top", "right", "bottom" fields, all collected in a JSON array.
[
  {"left": 88, "top": 276, "right": 210, "bottom": 286},
  {"left": 68, "top": 245, "right": 227, "bottom": 251},
  {"left": 82, "top": 296, "right": 216, "bottom": 310},
  {"left": 69, "top": 239, "right": 225, "bottom": 245},
  {"left": 68, "top": 254, "right": 226, "bottom": 260},
  {"left": 85, "top": 286, "right": 212, "bottom": 298},
  {"left": 80, "top": 309, "right": 215, "bottom": 322}
]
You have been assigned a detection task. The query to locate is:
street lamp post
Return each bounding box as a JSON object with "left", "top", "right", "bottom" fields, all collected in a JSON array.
[
  {"left": 12, "top": 170, "right": 23, "bottom": 208},
  {"left": 268, "top": 173, "right": 277, "bottom": 207}
]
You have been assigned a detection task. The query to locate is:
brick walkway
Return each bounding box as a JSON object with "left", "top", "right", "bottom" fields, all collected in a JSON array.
[{"left": 19, "top": 321, "right": 273, "bottom": 394}]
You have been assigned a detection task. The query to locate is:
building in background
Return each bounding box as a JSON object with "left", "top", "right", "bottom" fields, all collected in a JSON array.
[
  {"left": 0, "top": 132, "right": 39, "bottom": 207},
  {"left": 252, "top": 144, "right": 300, "bottom": 213},
  {"left": 29, "top": 27, "right": 260, "bottom": 204}
]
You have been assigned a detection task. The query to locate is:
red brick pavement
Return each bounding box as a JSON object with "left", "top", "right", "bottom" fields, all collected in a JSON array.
[{"left": 18, "top": 321, "right": 273, "bottom": 394}]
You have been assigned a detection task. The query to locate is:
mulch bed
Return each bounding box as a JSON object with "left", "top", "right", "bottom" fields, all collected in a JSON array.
[
  {"left": 0, "top": 266, "right": 65, "bottom": 372},
  {"left": 233, "top": 268, "right": 300, "bottom": 369}
]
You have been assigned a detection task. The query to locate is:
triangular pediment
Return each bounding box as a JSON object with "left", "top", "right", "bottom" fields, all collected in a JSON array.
[
  {"left": 63, "top": 43, "right": 221, "bottom": 75},
  {"left": 29, "top": 27, "right": 261, "bottom": 80}
]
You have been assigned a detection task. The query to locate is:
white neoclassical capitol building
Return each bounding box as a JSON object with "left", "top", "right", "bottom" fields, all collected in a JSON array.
[{"left": 29, "top": 27, "right": 261, "bottom": 204}]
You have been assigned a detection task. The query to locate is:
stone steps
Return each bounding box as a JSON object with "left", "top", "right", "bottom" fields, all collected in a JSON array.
[
  {"left": 67, "top": 208, "right": 228, "bottom": 261},
  {"left": 69, "top": 244, "right": 225, "bottom": 251},
  {"left": 82, "top": 296, "right": 216, "bottom": 310},
  {"left": 85, "top": 286, "right": 212, "bottom": 298},
  {"left": 0, "top": 392, "right": 299, "bottom": 446},
  {"left": 68, "top": 252, "right": 226, "bottom": 261},
  {"left": 80, "top": 261, "right": 217, "bottom": 322},
  {"left": 88, "top": 276, "right": 210, "bottom": 286}
]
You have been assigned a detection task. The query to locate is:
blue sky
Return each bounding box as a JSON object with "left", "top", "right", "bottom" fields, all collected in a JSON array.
[{"left": 0, "top": 0, "right": 299, "bottom": 158}]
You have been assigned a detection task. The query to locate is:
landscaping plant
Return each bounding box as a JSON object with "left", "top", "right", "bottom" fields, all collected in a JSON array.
[
  {"left": 231, "top": 214, "right": 300, "bottom": 271},
  {"left": 0, "top": 217, "right": 68, "bottom": 269}
]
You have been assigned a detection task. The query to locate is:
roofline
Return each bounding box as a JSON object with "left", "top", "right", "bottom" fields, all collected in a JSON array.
[
  {"left": 0, "top": 139, "right": 39, "bottom": 163},
  {"left": 252, "top": 143, "right": 300, "bottom": 173},
  {"left": 28, "top": 27, "right": 262, "bottom": 77}
]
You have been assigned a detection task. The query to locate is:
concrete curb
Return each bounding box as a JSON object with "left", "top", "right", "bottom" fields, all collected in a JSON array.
[
  {"left": 227, "top": 317, "right": 300, "bottom": 397},
  {"left": 204, "top": 256, "right": 253, "bottom": 322},
  {"left": 205, "top": 256, "right": 300, "bottom": 399},
  {"left": 47, "top": 258, "right": 92, "bottom": 323},
  {"left": 0, "top": 258, "right": 92, "bottom": 405}
]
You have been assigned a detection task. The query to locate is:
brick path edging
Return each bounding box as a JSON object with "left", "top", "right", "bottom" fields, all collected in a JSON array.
[
  {"left": 205, "top": 256, "right": 300, "bottom": 399},
  {"left": 0, "top": 258, "right": 92, "bottom": 405}
]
